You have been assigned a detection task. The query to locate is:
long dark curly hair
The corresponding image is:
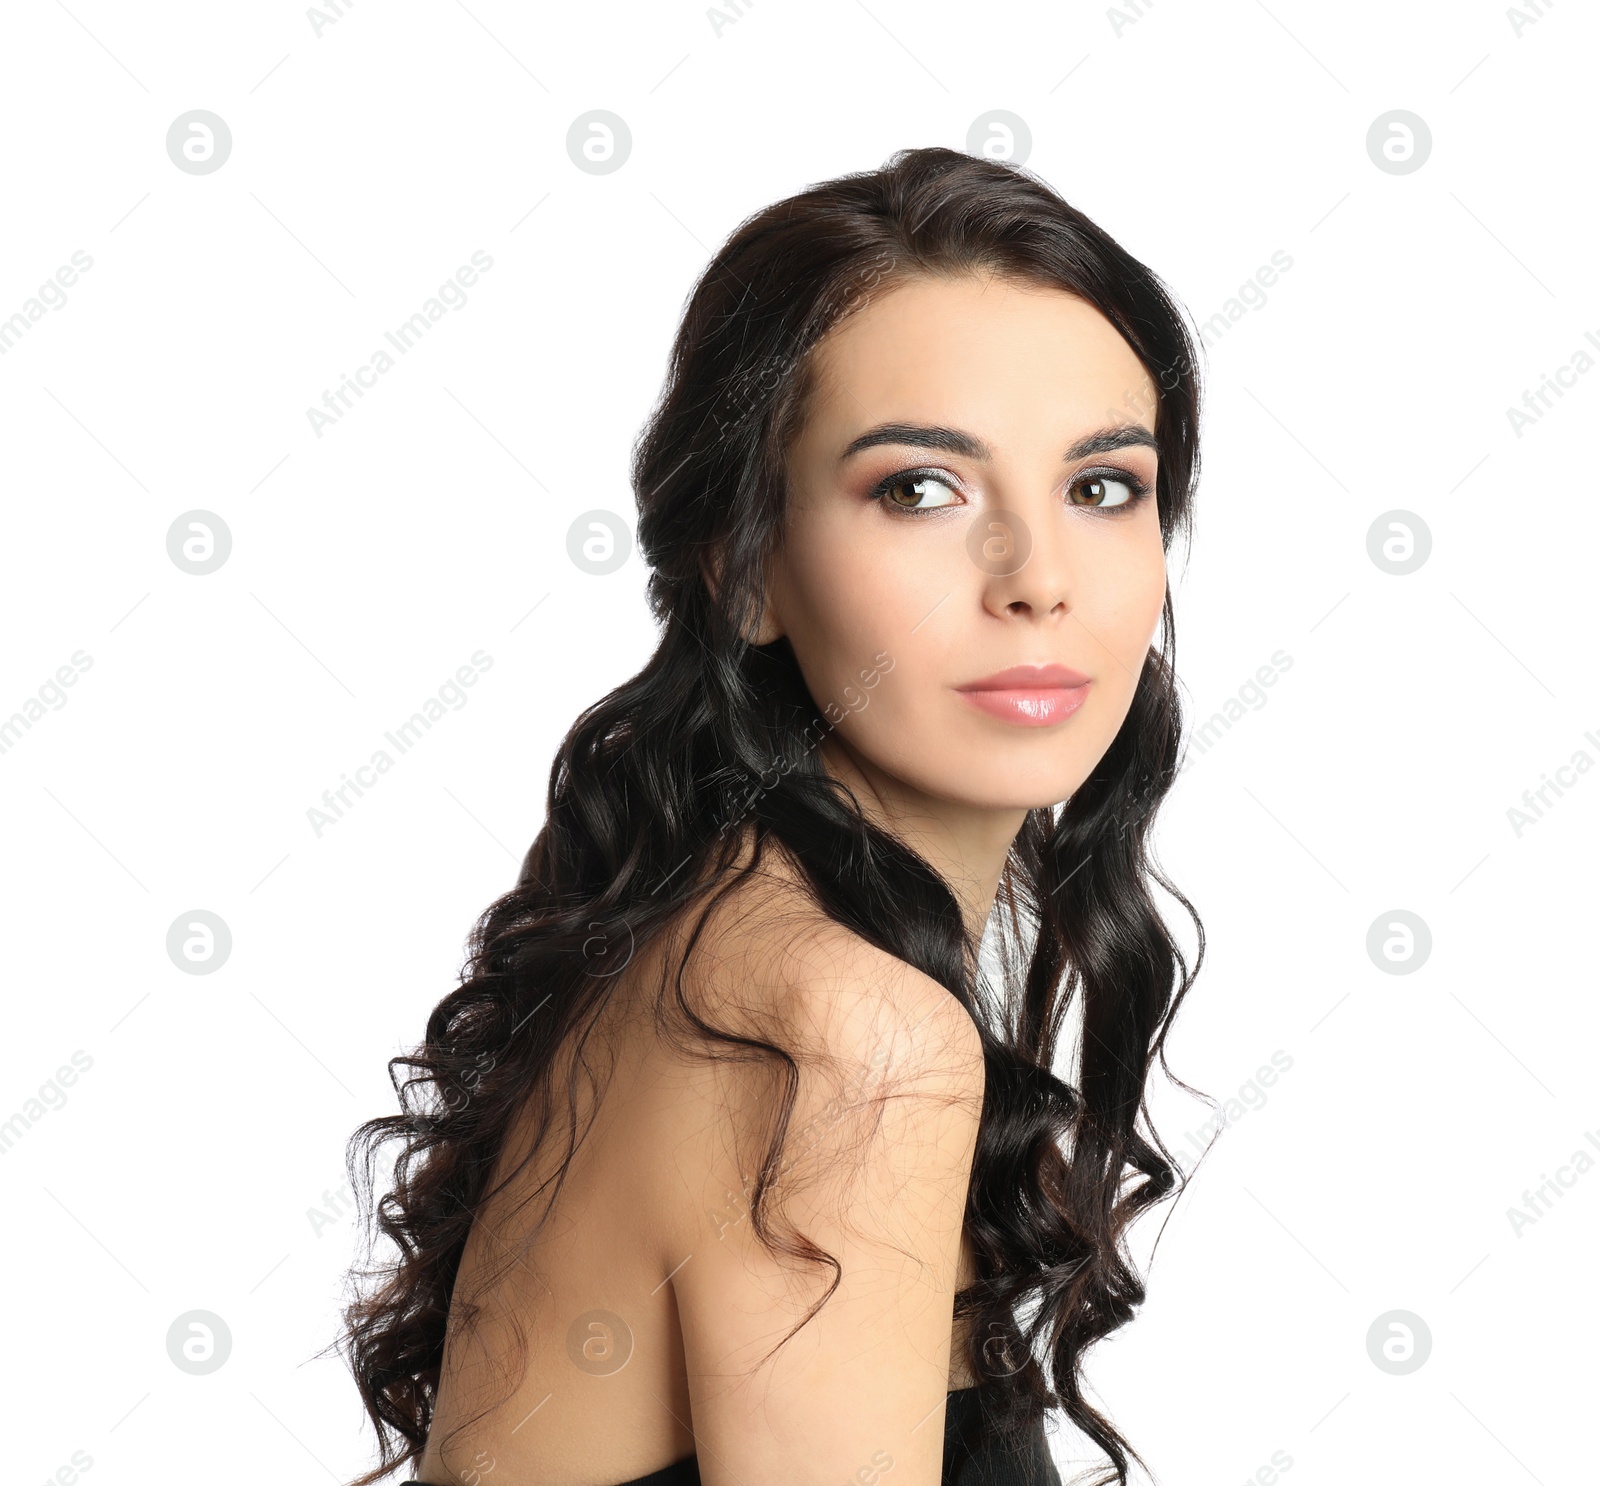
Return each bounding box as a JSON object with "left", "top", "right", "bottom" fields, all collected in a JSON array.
[{"left": 333, "top": 144, "right": 1206, "bottom": 1486}]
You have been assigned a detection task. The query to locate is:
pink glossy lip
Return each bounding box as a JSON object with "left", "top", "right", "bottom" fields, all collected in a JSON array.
[
  {"left": 958, "top": 664, "right": 1091, "bottom": 691},
  {"left": 954, "top": 664, "right": 1092, "bottom": 727}
]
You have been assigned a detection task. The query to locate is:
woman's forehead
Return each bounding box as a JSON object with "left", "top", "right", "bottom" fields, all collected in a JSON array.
[{"left": 797, "top": 274, "right": 1158, "bottom": 454}]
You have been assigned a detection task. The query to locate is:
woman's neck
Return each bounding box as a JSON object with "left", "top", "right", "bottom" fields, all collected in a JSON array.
[{"left": 817, "top": 734, "right": 1029, "bottom": 942}]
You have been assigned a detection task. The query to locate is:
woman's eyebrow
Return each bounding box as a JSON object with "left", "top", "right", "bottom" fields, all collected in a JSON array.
[{"left": 839, "top": 421, "right": 1158, "bottom": 463}]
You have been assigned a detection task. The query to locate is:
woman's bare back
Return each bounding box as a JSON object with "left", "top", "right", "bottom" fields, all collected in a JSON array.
[{"left": 417, "top": 844, "right": 983, "bottom": 1486}]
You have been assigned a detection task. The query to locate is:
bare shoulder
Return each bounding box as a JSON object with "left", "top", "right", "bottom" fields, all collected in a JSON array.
[
  {"left": 663, "top": 833, "right": 986, "bottom": 1099},
  {"left": 634, "top": 842, "right": 984, "bottom": 1484}
]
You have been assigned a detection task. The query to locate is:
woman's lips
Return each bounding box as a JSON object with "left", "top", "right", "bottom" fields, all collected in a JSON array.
[
  {"left": 954, "top": 664, "right": 1092, "bottom": 727},
  {"left": 956, "top": 684, "right": 1090, "bottom": 726}
]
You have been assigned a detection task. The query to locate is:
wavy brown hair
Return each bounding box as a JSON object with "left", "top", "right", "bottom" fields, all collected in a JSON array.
[{"left": 331, "top": 144, "right": 1206, "bottom": 1486}]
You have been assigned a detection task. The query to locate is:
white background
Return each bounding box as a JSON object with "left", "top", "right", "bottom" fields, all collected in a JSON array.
[{"left": 1, "top": 1, "right": 1595, "bottom": 1483}]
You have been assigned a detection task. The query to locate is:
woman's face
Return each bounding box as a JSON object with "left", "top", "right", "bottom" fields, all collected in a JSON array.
[{"left": 759, "top": 271, "right": 1167, "bottom": 813}]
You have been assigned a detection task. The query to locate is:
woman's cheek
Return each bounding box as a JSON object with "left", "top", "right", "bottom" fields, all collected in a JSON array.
[
  {"left": 1099, "top": 544, "right": 1167, "bottom": 663},
  {"left": 829, "top": 657, "right": 911, "bottom": 745}
]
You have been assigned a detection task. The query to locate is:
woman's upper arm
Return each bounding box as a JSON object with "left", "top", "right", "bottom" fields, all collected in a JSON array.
[{"left": 664, "top": 953, "right": 985, "bottom": 1486}]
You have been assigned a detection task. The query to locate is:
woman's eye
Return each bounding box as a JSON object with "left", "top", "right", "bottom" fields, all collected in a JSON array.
[
  {"left": 880, "top": 473, "right": 961, "bottom": 512},
  {"left": 1069, "top": 474, "right": 1136, "bottom": 509}
]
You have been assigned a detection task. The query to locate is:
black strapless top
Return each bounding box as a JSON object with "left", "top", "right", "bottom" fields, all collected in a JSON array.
[{"left": 402, "top": 1384, "right": 1061, "bottom": 1486}]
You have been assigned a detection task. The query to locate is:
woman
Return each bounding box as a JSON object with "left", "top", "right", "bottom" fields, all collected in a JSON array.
[{"left": 337, "top": 145, "right": 1205, "bottom": 1486}]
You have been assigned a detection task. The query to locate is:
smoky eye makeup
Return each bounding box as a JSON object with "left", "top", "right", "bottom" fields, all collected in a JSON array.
[
  {"left": 1064, "top": 465, "right": 1156, "bottom": 511},
  {"left": 864, "top": 461, "right": 1156, "bottom": 517},
  {"left": 865, "top": 466, "right": 966, "bottom": 513}
]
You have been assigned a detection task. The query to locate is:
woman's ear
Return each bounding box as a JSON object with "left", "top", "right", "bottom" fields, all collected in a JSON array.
[
  {"left": 701, "top": 551, "right": 783, "bottom": 645},
  {"left": 749, "top": 602, "right": 783, "bottom": 646}
]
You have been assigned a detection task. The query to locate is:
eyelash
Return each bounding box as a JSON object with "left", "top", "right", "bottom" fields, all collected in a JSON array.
[{"left": 866, "top": 464, "right": 1155, "bottom": 516}]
